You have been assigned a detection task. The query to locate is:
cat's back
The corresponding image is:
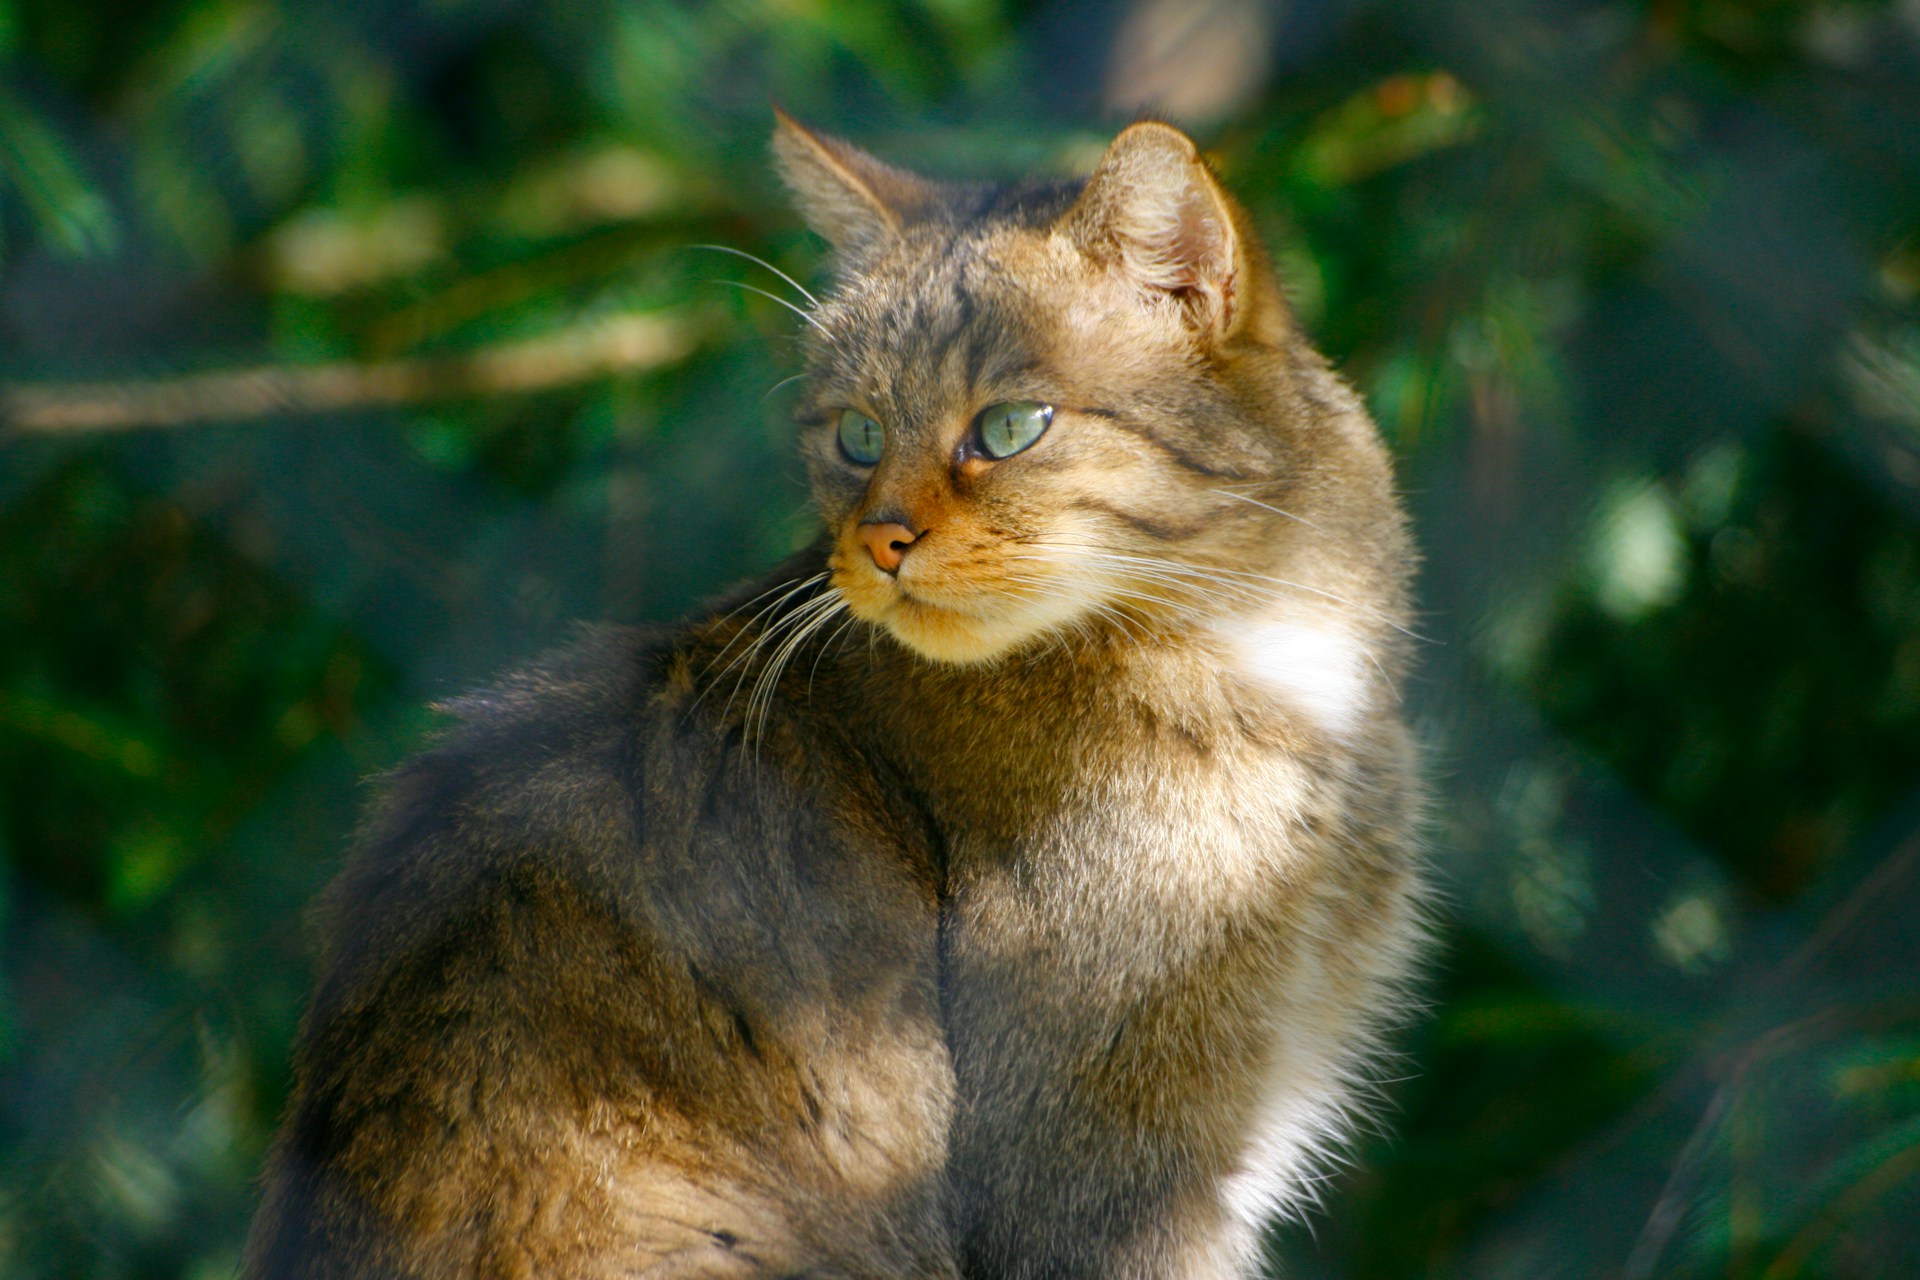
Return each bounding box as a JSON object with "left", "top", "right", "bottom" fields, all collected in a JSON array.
[{"left": 244, "top": 586, "right": 958, "bottom": 1280}]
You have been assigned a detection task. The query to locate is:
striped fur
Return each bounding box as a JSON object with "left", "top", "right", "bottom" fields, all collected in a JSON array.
[{"left": 243, "top": 116, "right": 1427, "bottom": 1280}]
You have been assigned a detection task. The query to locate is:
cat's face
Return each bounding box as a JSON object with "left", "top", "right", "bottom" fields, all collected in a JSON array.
[{"left": 778, "top": 115, "right": 1304, "bottom": 665}]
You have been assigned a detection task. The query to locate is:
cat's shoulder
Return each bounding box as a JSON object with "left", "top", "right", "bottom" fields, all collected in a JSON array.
[
  {"left": 432, "top": 621, "right": 677, "bottom": 763},
  {"left": 302, "top": 624, "right": 670, "bottom": 984},
  {"left": 372, "top": 623, "right": 676, "bottom": 834}
]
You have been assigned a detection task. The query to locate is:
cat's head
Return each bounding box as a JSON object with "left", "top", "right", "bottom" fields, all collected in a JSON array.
[{"left": 776, "top": 111, "right": 1390, "bottom": 666}]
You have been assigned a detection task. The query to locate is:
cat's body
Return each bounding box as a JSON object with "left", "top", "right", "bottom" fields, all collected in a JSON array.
[
  {"left": 243, "top": 608, "right": 961, "bottom": 1280},
  {"left": 244, "top": 116, "right": 1426, "bottom": 1280}
]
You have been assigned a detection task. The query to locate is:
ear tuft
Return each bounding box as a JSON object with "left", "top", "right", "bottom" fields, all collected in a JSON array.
[
  {"left": 772, "top": 108, "right": 937, "bottom": 260},
  {"left": 1062, "top": 121, "right": 1240, "bottom": 330}
]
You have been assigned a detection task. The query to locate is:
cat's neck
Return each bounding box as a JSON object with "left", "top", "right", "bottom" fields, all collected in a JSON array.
[{"left": 831, "top": 598, "right": 1388, "bottom": 838}]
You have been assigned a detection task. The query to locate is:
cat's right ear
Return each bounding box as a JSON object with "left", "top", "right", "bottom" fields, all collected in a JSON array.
[
  {"left": 772, "top": 108, "right": 934, "bottom": 261},
  {"left": 1061, "top": 121, "right": 1253, "bottom": 339}
]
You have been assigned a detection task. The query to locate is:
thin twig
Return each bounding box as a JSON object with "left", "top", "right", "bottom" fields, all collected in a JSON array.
[{"left": 1, "top": 310, "right": 700, "bottom": 434}]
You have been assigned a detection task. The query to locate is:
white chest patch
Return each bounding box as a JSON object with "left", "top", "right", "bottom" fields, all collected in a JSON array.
[{"left": 1212, "top": 616, "right": 1370, "bottom": 739}]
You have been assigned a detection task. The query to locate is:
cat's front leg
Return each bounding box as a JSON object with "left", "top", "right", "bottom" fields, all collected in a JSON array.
[{"left": 943, "top": 895, "right": 1301, "bottom": 1279}]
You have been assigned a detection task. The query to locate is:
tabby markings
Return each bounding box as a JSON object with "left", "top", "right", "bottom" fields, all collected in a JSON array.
[{"left": 1083, "top": 408, "right": 1253, "bottom": 481}]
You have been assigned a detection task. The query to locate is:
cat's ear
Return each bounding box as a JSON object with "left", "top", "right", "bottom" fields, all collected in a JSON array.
[
  {"left": 773, "top": 108, "right": 936, "bottom": 259},
  {"left": 1062, "top": 122, "right": 1246, "bottom": 335}
]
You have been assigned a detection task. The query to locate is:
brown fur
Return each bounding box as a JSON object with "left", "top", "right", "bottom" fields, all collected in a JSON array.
[{"left": 244, "top": 115, "right": 1426, "bottom": 1280}]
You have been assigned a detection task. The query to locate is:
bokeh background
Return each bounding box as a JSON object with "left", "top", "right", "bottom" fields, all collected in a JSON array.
[{"left": 2, "top": 0, "right": 1919, "bottom": 1276}]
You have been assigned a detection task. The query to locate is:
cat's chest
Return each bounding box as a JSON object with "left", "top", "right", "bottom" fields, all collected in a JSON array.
[
  {"left": 922, "top": 614, "right": 1367, "bottom": 933},
  {"left": 941, "top": 722, "right": 1332, "bottom": 959}
]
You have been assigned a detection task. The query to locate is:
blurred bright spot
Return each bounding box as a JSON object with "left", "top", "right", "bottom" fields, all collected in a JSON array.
[
  {"left": 271, "top": 701, "right": 322, "bottom": 750},
  {"left": 1802, "top": 5, "right": 1873, "bottom": 65},
  {"left": 0, "top": 692, "right": 161, "bottom": 776},
  {"left": 1270, "top": 238, "right": 1326, "bottom": 330},
  {"left": 1650, "top": 889, "right": 1730, "bottom": 972},
  {"left": 90, "top": 1132, "right": 179, "bottom": 1232},
  {"left": 1498, "top": 763, "right": 1594, "bottom": 956},
  {"left": 1103, "top": 0, "right": 1276, "bottom": 126},
  {"left": 498, "top": 145, "right": 683, "bottom": 236},
  {"left": 1679, "top": 442, "right": 1744, "bottom": 531},
  {"left": 266, "top": 198, "right": 446, "bottom": 296},
  {"left": 1882, "top": 244, "right": 1920, "bottom": 303},
  {"left": 1589, "top": 482, "right": 1686, "bottom": 621},
  {"left": 185, "top": 1251, "right": 242, "bottom": 1280},
  {"left": 1295, "top": 70, "right": 1478, "bottom": 187},
  {"left": 1475, "top": 584, "right": 1554, "bottom": 681},
  {"left": 176, "top": 1023, "right": 252, "bottom": 1176},
  {"left": 1844, "top": 327, "right": 1920, "bottom": 433},
  {"left": 0, "top": 84, "right": 120, "bottom": 256}
]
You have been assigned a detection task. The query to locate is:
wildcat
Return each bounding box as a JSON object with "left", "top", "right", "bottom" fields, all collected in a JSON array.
[{"left": 242, "top": 112, "right": 1426, "bottom": 1280}]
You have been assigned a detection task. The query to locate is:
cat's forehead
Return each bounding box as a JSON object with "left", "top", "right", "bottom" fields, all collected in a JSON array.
[{"left": 807, "top": 226, "right": 1054, "bottom": 417}]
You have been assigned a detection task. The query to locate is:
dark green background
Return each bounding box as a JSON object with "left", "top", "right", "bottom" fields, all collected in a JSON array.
[{"left": 2, "top": 0, "right": 1918, "bottom": 1276}]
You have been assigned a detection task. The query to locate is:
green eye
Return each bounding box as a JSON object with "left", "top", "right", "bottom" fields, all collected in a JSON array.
[
  {"left": 837, "top": 410, "right": 885, "bottom": 465},
  {"left": 976, "top": 401, "right": 1052, "bottom": 460}
]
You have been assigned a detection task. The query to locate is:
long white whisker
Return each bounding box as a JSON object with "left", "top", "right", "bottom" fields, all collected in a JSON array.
[
  {"left": 686, "top": 244, "right": 821, "bottom": 307},
  {"left": 1021, "top": 541, "right": 1428, "bottom": 640},
  {"left": 699, "top": 574, "right": 827, "bottom": 683},
  {"left": 1208, "top": 488, "right": 1319, "bottom": 529},
  {"left": 998, "top": 570, "right": 1198, "bottom": 618},
  {"left": 683, "top": 573, "right": 827, "bottom": 724},
  {"left": 748, "top": 599, "right": 837, "bottom": 738},
  {"left": 706, "top": 573, "right": 827, "bottom": 646},
  {"left": 716, "top": 583, "right": 836, "bottom": 726},
  {"left": 709, "top": 280, "right": 827, "bottom": 333},
  {"left": 1004, "top": 552, "right": 1269, "bottom": 611},
  {"left": 746, "top": 594, "right": 846, "bottom": 755},
  {"left": 741, "top": 591, "right": 842, "bottom": 731}
]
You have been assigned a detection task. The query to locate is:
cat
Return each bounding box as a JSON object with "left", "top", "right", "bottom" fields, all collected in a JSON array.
[{"left": 241, "top": 111, "right": 1427, "bottom": 1280}]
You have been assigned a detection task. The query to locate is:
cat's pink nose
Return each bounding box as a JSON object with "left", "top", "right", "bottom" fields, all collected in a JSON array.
[{"left": 859, "top": 521, "right": 919, "bottom": 574}]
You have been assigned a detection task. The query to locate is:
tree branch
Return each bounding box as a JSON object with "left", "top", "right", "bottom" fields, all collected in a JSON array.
[{"left": 1, "top": 310, "right": 700, "bottom": 434}]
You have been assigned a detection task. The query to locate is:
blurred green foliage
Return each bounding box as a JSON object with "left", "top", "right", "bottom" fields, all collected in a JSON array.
[{"left": 1, "top": 1, "right": 1918, "bottom": 1277}]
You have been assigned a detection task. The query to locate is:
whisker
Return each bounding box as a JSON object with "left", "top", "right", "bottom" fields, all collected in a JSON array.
[
  {"left": 708, "top": 280, "right": 828, "bottom": 333},
  {"left": 739, "top": 591, "right": 842, "bottom": 729},
  {"left": 998, "top": 569, "right": 1199, "bottom": 619},
  {"left": 1019, "top": 540, "right": 1429, "bottom": 640},
  {"left": 1208, "top": 488, "right": 1319, "bottom": 529},
  {"left": 714, "top": 582, "right": 837, "bottom": 727},
  {"left": 684, "top": 244, "right": 821, "bottom": 307},
  {"left": 763, "top": 372, "right": 807, "bottom": 402},
  {"left": 683, "top": 574, "right": 827, "bottom": 724},
  {"left": 1004, "top": 551, "right": 1269, "bottom": 612},
  {"left": 706, "top": 572, "right": 828, "bottom": 643},
  {"left": 746, "top": 603, "right": 829, "bottom": 739},
  {"left": 991, "top": 556, "right": 1406, "bottom": 689},
  {"left": 746, "top": 594, "right": 846, "bottom": 756},
  {"left": 809, "top": 612, "right": 863, "bottom": 692},
  {"left": 698, "top": 574, "right": 827, "bottom": 683}
]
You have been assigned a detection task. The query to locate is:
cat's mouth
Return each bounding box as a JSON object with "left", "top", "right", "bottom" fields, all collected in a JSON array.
[{"left": 830, "top": 542, "right": 1098, "bottom": 665}]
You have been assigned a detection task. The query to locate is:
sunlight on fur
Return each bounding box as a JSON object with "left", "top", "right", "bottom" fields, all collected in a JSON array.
[{"left": 244, "top": 110, "right": 1428, "bottom": 1280}]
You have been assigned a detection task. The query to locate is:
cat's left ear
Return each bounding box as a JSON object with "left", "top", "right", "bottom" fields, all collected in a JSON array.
[
  {"left": 773, "top": 107, "right": 937, "bottom": 261},
  {"left": 1061, "top": 122, "right": 1251, "bottom": 337}
]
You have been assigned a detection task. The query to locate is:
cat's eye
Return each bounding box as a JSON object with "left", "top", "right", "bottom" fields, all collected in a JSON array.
[
  {"left": 976, "top": 401, "right": 1052, "bottom": 460},
  {"left": 837, "top": 410, "right": 885, "bottom": 465}
]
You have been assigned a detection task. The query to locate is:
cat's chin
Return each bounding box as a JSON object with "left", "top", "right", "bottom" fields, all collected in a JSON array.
[
  {"left": 830, "top": 549, "right": 1093, "bottom": 664},
  {"left": 870, "top": 594, "right": 1042, "bottom": 665}
]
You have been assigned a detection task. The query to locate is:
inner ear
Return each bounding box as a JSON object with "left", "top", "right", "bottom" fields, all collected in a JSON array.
[
  {"left": 772, "top": 108, "right": 940, "bottom": 261},
  {"left": 1060, "top": 122, "right": 1239, "bottom": 330}
]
